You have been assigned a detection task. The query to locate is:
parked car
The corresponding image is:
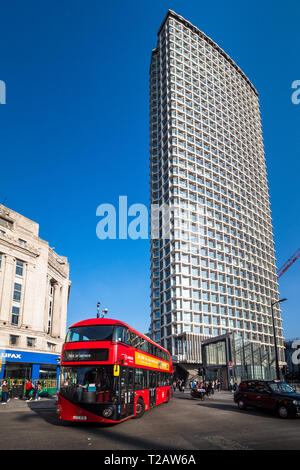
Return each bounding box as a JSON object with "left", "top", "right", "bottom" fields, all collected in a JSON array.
[{"left": 234, "top": 380, "right": 300, "bottom": 418}]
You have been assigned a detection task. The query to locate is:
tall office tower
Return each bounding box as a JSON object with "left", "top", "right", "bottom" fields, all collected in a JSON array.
[{"left": 149, "top": 10, "right": 284, "bottom": 374}]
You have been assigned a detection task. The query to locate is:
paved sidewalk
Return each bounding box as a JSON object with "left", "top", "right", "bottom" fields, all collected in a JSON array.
[
  {"left": 0, "top": 396, "right": 56, "bottom": 412},
  {"left": 174, "top": 389, "right": 233, "bottom": 399}
]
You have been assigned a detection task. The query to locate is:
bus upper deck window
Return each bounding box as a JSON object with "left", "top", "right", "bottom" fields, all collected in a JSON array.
[{"left": 113, "top": 326, "right": 129, "bottom": 344}]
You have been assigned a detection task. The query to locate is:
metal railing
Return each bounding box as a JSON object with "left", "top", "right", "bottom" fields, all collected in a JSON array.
[{"left": 0, "top": 378, "right": 57, "bottom": 396}]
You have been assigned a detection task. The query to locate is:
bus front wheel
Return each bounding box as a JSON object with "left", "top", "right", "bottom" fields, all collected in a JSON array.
[{"left": 134, "top": 398, "right": 145, "bottom": 419}]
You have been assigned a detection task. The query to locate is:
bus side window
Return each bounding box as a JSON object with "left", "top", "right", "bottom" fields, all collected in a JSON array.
[
  {"left": 127, "top": 330, "right": 132, "bottom": 346},
  {"left": 157, "top": 372, "right": 162, "bottom": 387},
  {"left": 141, "top": 339, "right": 149, "bottom": 353},
  {"left": 132, "top": 334, "right": 141, "bottom": 349},
  {"left": 134, "top": 369, "right": 143, "bottom": 390},
  {"left": 113, "top": 326, "right": 130, "bottom": 344},
  {"left": 131, "top": 333, "right": 137, "bottom": 348},
  {"left": 143, "top": 369, "right": 148, "bottom": 389},
  {"left": 123, "top": 328, "right": 129, "bottom": 344},
  {"left": 113, "top": 326, "right": 123, "bottom": 342}
]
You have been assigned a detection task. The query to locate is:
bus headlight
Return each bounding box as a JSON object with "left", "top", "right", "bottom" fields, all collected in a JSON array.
[
  {"left": 103, "top": 407, "right": 113, "bottom": 418},
  {"left": 56, "top": 405, "right": 62, "bottom": 417}
]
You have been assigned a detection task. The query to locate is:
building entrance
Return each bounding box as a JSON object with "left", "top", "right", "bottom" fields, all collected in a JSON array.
[{"left": 205, "top": 366, "right": 229, "bottom": 390}]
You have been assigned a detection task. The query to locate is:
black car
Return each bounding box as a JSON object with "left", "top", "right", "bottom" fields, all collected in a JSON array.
[{"left": 234, "top": 380, "right": 300, "bottom": 418}]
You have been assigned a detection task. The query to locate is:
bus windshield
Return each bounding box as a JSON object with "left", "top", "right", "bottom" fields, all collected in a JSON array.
[
  {"left": 66, "top": 325, "right": 114, "bottom": 343},
  {"left": 59, "top": 365, "right": 118, "bottom": 404}
]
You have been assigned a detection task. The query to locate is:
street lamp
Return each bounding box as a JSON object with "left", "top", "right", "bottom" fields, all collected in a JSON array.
[
  {"left": 271, "top": 298, "right": 287, "bottom": 380},
  {"left": 97, "top": 302, "right": 101, "bottom": 318},
  {"left": 102, "top": 308, "right": 108, "bottom": 318}
]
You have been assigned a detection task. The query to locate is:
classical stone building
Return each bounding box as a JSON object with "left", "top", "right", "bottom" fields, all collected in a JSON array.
[{"left": 0, "top": 204, "right": 70, "bottom": 381}]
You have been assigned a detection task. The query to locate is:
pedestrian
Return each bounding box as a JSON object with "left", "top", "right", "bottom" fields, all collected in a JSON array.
[
  {"left": 181, "top": 381, "right": 185, "bottom": 392},
  {"left": 1, "top": 380, "right": 9, "bottom": 405},
  {"left": 211, "top": 380, "right": 215, "bottom": 395},
  {"left": 25, "top": 378, "right": 34, "bottom": 401},
  {"left": 11, "top": 379, "right": 19, "bottom": 399},
  {"left": 34, "top": 381, "right": 42, "bottom": 401}
]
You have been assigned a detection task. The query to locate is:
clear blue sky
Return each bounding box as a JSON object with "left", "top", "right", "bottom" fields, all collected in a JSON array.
[{"left": 0, "top": 0, "right": 299, "bottom": 338}]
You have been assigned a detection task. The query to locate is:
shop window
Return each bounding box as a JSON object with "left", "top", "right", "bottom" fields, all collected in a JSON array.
[
  {"left": 39, "top": 366, "right": 57, "bottom": 380},
  {"left": 4, "top": 363, "right": 32, "bottom": 380}
]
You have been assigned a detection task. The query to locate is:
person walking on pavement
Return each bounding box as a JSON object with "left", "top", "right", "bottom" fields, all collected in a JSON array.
[
  {"left": 25, "top": 378, "right": 33, "bottom": 401},
  {"left": 11, "top": 380, "right": 19, "bottom": 399},
  {"left": 34, "top": 381, "right": 42, "bottom": 401},
  {"left": 1, "top": 380, "right": 9, "bottom": 405}
]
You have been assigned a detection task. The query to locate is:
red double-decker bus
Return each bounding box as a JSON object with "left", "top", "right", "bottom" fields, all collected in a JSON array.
[{"left": 57, "top": 318, "right": 173, "bottom": 423}]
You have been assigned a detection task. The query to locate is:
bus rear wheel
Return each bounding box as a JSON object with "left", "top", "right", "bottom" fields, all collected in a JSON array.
[{"left": 134, "top": 398, "right": 145, "bottom": 419}]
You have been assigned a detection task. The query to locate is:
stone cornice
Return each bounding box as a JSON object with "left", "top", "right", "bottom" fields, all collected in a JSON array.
[
  {"left": 0, "top": 321, "right": 64, "bottom": 342},
  {"left": 48, "top": 249, "right": 69, "bottom": 279},
  {"left": 0, "top": 231, "right": 40, "bottom": 258}
]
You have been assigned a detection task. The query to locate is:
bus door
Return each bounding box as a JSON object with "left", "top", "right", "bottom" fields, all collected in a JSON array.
[
  {"left": 127, "top": 367, "right": 134, "bottom": 416},
  {"left": 120, "top": 367, "right": 135, "bottom": 418},
  {"left": 149, "top": 371, "right": 156, "bottom": 407}
]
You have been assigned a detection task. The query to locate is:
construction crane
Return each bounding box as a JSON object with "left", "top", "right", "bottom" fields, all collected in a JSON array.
[{"left": 277, "top": 248, "right": 300, "bottom": 279}]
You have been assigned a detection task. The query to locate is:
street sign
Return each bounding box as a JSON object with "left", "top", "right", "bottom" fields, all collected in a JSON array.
[{"left": 228, "top": 361, "right": 233, "bottom": 368}]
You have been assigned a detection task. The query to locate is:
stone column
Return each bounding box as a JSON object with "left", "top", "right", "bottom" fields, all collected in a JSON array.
[
  {"left": 0, "top": 255, "right": 14, "bottom": 323},
  {"left": 51, "top": 283, "right": 62, "bottom": 338}
]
